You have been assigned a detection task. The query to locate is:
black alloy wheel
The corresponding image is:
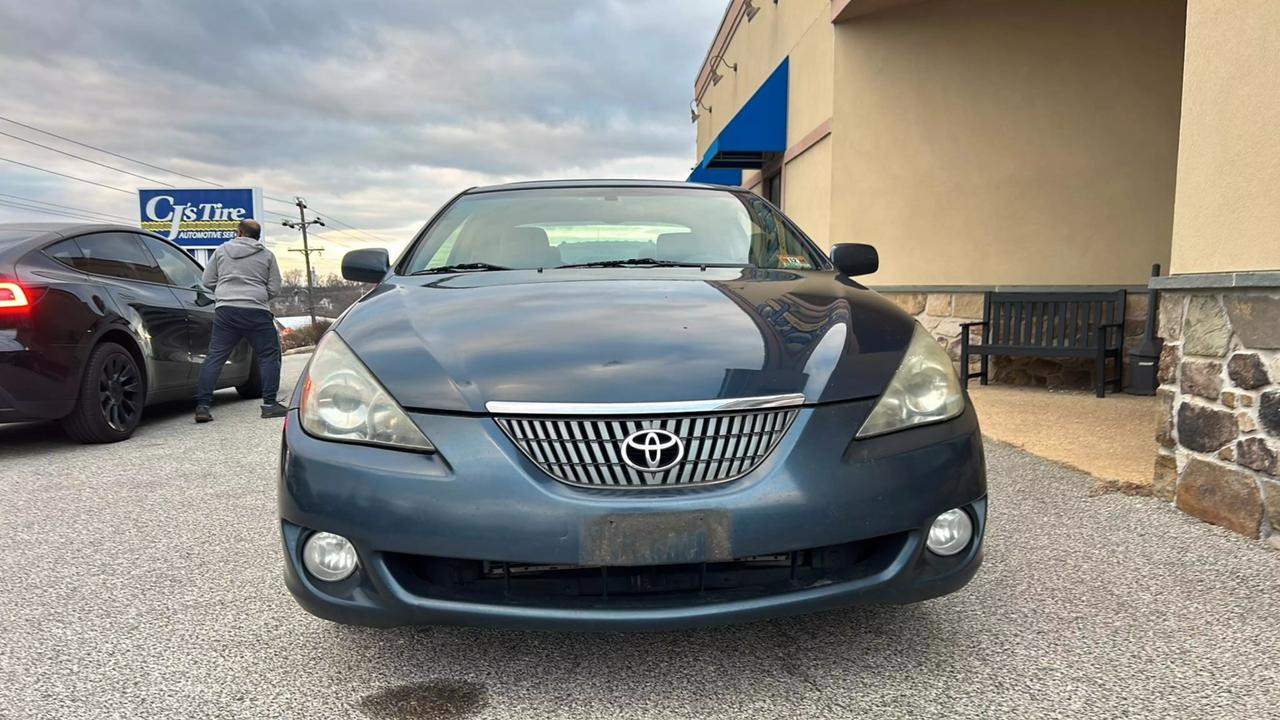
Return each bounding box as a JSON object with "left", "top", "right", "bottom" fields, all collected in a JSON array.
[
  {"left": 63, "top": 342, "right": 146, "bottom": 443},
  {"left": 98, "top": 353, "right": 141, "bottom": 432}
]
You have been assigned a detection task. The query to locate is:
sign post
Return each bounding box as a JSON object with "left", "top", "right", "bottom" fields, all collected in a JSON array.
[{"left": 138, "top": 188, "right": 264, "bottom": 265}]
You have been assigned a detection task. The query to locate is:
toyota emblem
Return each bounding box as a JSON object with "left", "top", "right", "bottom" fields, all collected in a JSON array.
[{"left": 620, "top": 428, "right": 684, "bottom": 473}]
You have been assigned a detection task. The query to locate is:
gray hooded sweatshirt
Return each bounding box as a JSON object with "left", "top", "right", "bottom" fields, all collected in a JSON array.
[{"left": 201, "top": 236, "right": 283, "bottom": 313}]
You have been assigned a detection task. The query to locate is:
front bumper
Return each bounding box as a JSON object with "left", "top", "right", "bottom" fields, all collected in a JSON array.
[{"left": 279, "top": 400, "right": 987, "bottom": 631}]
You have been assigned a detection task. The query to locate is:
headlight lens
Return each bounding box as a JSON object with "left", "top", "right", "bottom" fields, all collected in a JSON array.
[
  {"left": 300, "top": 331, "right": 435, "bottom": 451},
  {"left": 857, "top": 324, "right": 965, "bottom": 438}
]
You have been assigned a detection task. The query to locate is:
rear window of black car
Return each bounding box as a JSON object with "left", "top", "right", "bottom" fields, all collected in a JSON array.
[
  {"left": 45, "top": 238, "right": 82, "bottom": 262},
  {"left": 403, "top": 187, "right": 824, "bottom": 273},
  {"left": 53, "top": 232, "right": 168, "bottom": 284}
]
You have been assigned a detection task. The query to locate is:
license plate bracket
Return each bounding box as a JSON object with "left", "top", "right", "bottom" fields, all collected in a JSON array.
[{"left": 580, "top": 511, "right": 733, "bottom": 566}]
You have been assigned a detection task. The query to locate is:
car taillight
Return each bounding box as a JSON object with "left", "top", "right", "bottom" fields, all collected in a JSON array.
[{"left": 0, "top": 282, "right": 30, "bottom": 309}]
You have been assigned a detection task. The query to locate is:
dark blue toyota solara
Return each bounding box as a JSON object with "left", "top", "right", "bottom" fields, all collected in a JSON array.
[{"left": 279, "top": 180, "right": 986, "bottom": 630}]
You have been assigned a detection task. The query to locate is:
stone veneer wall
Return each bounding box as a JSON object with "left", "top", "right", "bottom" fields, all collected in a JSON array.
[
  {"left": 879, "top": 290, "right": 1149, "bottom": 389},
  {"left": 1152, "top": 290, "right": 1280, "bottom": 544}
]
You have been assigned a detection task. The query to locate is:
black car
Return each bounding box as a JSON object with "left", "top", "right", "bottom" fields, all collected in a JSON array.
[{"left": 0, "top": 223, "right": 260, "bottom": 442}]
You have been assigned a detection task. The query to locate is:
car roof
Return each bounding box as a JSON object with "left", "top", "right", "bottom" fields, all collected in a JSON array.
[
  {"left": 0, "top": 221, "right": 147, "bottom": 237},
  {"left": 464, "top": 179, "right": 739, "bottom": 195},
  {"left": 0, "top": 222, "right": 164, "bottom": 256},
  {"left": 0, "top": 222, "right": 77, "bottom": 232},
  {"left": 0, "top": 221, "right": 155, "bottom": 241}
]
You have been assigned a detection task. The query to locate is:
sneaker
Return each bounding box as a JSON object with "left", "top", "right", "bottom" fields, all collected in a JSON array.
[
  {"left": 195, "top": 406, "right": 213, "bottom": 423},
  {"left": 261, "top": 402, "right": 288, "bottom": 419}
]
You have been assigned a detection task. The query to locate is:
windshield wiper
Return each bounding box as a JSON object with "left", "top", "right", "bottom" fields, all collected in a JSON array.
[
  {"left": 411, "top": 262, "right": 512, "bottom": 275},
  {"left": 555, "top": 258, "right": 709, "bottom": 269}
]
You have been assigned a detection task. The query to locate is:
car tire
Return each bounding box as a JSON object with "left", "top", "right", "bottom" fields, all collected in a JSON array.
[
  {"left": 62, "top": 342, "right": 146, "bottom": 444},
  {"left": 235, "top": 352, "right": 263, "bottom": 400}
]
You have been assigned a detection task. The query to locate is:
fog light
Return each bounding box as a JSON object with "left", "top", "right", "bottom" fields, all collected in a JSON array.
[
  {"left": 926, "top": 509, "right": 973, "bottom": 556},
  {"left": 302, "top": 531, "right": 358, "bottom": 582}
]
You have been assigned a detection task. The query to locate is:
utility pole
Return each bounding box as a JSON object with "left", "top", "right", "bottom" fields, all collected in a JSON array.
[{"left": 281, "top": 197, "right": 325, "bottom": 327}]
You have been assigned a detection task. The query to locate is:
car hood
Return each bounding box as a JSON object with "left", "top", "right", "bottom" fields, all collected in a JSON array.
[{"left": 333, "top": 267, "right": 915, "bottom": 413}]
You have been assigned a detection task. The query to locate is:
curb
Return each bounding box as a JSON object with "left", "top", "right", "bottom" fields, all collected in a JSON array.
[{"left": 283, "top": 346, "right": 316, "bottom": 356}]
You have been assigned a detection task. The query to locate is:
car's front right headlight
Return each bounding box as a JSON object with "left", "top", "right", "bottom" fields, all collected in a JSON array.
[
  {"left": 299, "top": 331, "right": 435, "bottom": 452},
  {"left": 856, "top": 323, "right": 966, "bottom": 438}
]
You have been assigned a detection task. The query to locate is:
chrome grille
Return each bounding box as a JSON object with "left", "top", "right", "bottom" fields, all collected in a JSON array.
[{"left": 494, "top": 408, "right": 799, "bottom": 488}]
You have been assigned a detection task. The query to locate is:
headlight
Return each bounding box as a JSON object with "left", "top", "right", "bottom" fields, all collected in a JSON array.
[
  {"left": 299, "top": 331, "right": 435, "bottom": 451},
  {"left": 857, "top": 323, "right": 965, "bottom": 438}
]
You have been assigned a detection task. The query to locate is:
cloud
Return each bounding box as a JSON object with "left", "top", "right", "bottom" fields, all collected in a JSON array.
[{"left": 0, "top": 0, "right": 724, "bottom": 273}]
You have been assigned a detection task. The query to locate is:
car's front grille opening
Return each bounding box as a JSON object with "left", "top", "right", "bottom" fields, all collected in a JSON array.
[
  {"left": 493, "top": 408, "right": 800, "bottom": 489},
  {"left": 383, "top": 534, "right": 907, "bottom": 608}
]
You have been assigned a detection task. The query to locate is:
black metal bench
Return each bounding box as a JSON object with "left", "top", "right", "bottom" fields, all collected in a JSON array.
[{"left": 960, "top": 290, "right": 1127, "bottom": 398}]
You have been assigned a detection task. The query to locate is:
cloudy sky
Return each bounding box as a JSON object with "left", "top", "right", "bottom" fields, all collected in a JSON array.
[{"left": 0, "top": 0, "right": 724, "bottom": 273}]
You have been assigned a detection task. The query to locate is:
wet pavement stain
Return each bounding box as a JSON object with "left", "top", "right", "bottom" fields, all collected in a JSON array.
[{"left": 359, "top": 680, "right": 488, "bottom": 720}]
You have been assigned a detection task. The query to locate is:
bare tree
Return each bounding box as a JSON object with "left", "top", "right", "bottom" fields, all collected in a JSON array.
[{"left": 320, "top": 272, "right": 360, "bottom": 288}]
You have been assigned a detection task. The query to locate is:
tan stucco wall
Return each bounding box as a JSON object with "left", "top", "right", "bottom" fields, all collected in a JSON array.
[
  {"left": 696, "top": 0, "right": 832, "bottom": 157},
  {"left": 782, "top": 136, "right": 833, "bottom": 248},
  {"left": 785, "top": 13, "right": 834, "bottom": 149},
  {"left": 1169, "top": 0, "right": 1280, "bottom": 275},
  {"left": 832, "top": 0, "right": 927, "bottom": 23},
  {"left": 830, "top": 0, "right": 1184, "bottom": 286}
]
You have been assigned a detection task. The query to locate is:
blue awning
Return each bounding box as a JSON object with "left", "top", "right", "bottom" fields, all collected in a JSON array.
[
  {"left": 688, "top": 166, "right": 743, "bottom": 185},
  {"left": 688, "top": 58, "right": 789, "bottom": 184}
]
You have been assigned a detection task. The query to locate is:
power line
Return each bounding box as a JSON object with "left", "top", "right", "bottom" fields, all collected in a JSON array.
[
  {"left": 259, "top": 193, "right": 380, "bottom": 242},
  {"left": 262, "top": 197, "right": 345, "bottom": 225},
  {"left": 312, "top": 213, "right": 384, "bottom": 243},
  {"left": 0, "top": 191, "right": 278, "bottom": 229},
  {"left": 0, "top": 116, "right": 382, "bottom": 240},
  {"left": 315, "top": 228, "right": 376, "bottom": 244},
  {"left": 0, "top": 114, "right": 224, "bottom": 187},
  {"left": 0, "top": 133, "right": 299, "bottom": 221},
  {"left": 0, "top": 198, "right": 125, "bottom": 224},
  {"left": 0, "top": 192, "right": 133, "bottom": 222},
  {"left": 263, "top": 190, "right": 381, "bottom": 243},
  {"left": 0, "top": 198, "right": 106, "bottom": 223},
  {"left": 0, "top": 156, "right": 134, "bottom": 195},
  {"left": 263, "top": 193, "right": 382, "bottom": 242},
  {"left": 0, "top": 129, "right": 176, "bottom": 187}
]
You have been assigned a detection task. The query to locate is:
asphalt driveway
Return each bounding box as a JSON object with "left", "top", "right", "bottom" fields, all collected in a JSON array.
[{"left": 0, "top": 354, "right": 1276, "bottom": 719}]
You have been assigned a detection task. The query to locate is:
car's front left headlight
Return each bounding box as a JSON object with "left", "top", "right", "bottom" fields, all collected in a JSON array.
[
  {"left": 857, "top": 323, "right": 966, "bottom": 438},
  {"left": 299, "top": 331, "right": 435, "bottom": 452}
]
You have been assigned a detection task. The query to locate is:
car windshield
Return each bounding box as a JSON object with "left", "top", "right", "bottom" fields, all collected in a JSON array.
[{"left": 402, "top": 187, "right": 824, "bottom": 273}]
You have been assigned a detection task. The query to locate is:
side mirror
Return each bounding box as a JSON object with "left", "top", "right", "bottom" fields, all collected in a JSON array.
[
  {"left": 830, "top": 243, "right": 878, "bottom": 277},
  {"left": 342, "top": 248, "right": 390, "bottom": 283}
]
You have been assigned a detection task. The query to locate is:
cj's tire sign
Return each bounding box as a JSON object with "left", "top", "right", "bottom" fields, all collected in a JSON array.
[{"left": 137, "top": 188, "right": 263, "bottom": 249}]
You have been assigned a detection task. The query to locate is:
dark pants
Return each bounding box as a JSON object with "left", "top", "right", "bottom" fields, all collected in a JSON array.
[{"left": 196, "top": 306, "right": 281, "bottom": 407}]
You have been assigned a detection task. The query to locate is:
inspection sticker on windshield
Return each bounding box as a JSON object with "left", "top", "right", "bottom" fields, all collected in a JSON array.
[{"left": 777, "top": 255, "right": 813, "bottom": 270}]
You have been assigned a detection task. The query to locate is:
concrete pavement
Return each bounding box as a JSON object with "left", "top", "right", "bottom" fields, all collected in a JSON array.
[
  {"left": 0, "top": 354, "right": 1276, "bottom": 719},
  {"left": 968, "top": 385, "right": 1161, "bottom": 494}
]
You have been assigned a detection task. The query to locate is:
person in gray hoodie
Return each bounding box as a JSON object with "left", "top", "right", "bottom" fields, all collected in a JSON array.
[{"left": 194, "top": 219, "right": 287, "bottom": 422}]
